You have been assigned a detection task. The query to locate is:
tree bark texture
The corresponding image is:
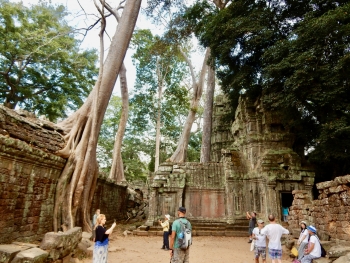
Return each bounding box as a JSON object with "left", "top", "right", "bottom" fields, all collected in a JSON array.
[
  {"left": 167, "top": 48, "right": 210, "bottom": 163},
  {"left": 53, "top": 0, "right": 141, "bottom": 232},
  {"left": 155, "top": 58, "right": 164, "bottom": 172},
  {"left": 109, "top": 63, "right": 128, "bottom": 183},
  {"left": 200, "top": 55, "right": 215, "bottom": 163}
]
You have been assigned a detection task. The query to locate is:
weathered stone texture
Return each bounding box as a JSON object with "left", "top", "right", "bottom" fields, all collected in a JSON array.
[
  {"left": 0, "top": 135, "right": 66, "bottom": 244},
  {"left": 40, "top": 227, "right": 81, "bottom": 261},
  {"left": 11, "top": 247, "right": 48, "bottom": 263},
  {"left": 90, "top": 178, "right": 128, "bottom": 222},
  {"left": 289, "top": 175, "right": 350, "bottom": 242},
  {"left": 1, "top": 106, "right": 128, "bottom": 244},
  {"left": 0, "top": 105, "right": 65, "bottom": 153},
  {"left": 144, "top": 95, "right": 315, "bottom": 233}
]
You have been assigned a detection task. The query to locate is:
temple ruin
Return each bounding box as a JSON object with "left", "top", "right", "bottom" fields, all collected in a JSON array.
[{"left": 141, "top": 95, "right": 315, "bottom": 235}]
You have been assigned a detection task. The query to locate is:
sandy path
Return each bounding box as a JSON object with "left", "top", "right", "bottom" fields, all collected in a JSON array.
[{"left": 83, "top": 234, "right": 292, "bottom": 263}]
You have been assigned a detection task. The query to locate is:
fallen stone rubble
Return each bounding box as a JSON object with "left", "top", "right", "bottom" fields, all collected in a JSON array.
[
  {"left": 0, "top": 227, "right": 93, "bottom": 263},
  {"left": 126, "top": 187, "right": 148, "bottom": 223}
]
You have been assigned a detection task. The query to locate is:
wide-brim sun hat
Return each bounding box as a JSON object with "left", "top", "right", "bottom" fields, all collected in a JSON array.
[
  {"left": 300, "top": 221, "right": 307, "bottom": 226},
  {"left": 307, "top": 225, "right": 317, "bottom": 233}
]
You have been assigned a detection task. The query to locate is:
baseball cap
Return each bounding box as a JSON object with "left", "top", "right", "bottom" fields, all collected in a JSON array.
[
  {"left": 307, "top": 225, "right": 317, "bottom": 233},
  {"left": 257, "top": 219, "right": 264, "bottom": 224},
  {"left": 178, "top": 207, "right": 186, "bottom": 213},
  {"left": 165, "top": 214, "right": 170, "bottom": 220}
]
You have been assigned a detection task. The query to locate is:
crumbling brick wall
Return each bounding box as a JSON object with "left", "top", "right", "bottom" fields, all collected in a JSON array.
[
  {"left": 0, "top": 105, "right": 66, "bottom": 244},
  {"left": 288, "top": 175, "right": 350, "bottom": 241},
  {"left": 0, "top": 105, "right": 127, "bottom": 244},
  {"left": 90, "top": 178, "right": 128, "bottom": 223}
]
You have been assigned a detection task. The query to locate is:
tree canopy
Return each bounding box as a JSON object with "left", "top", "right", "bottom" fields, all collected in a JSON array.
[
  {"left": 0, "top": 0, "right": 98, "bottom": 121},
  {"left": 129, "top": 29, "right": 201, "bottom": 166},
  {"left": 185, "top": 0, "right": 350, "bottom": 179}
]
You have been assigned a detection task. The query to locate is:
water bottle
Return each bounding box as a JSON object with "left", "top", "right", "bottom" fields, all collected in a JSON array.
[{"left": 178, "top": 232, "right": 184, "bottom": 239}]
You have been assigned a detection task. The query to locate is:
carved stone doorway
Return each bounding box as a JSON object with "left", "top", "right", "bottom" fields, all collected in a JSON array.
[{"left": 280, "top": 192, "right": 293, "bottom": 218}]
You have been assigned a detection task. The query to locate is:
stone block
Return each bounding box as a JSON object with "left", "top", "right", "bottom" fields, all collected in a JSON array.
[
  {"left": 313, "top": 258, "right": 332, "bottom": 263},
  {"left": 0, "top": 244, "right": 30, "bottom": 263},
  {"left": 40, "top": 227, "right": 82, "bottom": 261},
  {"left": 134, "top": 231, "right": 149, "bottom": 236},
  {"left": 11, "top": 247, "right": 48, "bottom": 263},
  {"left": 332, "top": 252, "right": 350, "bottom": 263},
  {"left": 334, "top": 175, "right": 350, "bottom": 184},
  {"left": 195, "top": 231, "right": 212, "bottom": 236},
  {"left": 157, "top": 165, "right": 173, "bottom": 172},
  {"left": 11, "top": 242, "right": 39, "bottom": 248},
  {"left": 329, "top": 185, "right": 346, "bottom": 193},
  {"left": 327, "top": 245, "right": 350, "bottom": 258}
]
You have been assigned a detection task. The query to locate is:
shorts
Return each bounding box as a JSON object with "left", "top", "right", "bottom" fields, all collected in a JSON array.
[
  {"left": 249, "top": 227, "right": 254, "bottom": 235},
  {"left": 171, "top": 248, "right": 190, "bottom": 263},
  {"left": 254, "top": 246, "right": 266, "bottom": 259},
  {"left": 268, "top": 248, "right": 282, "bottom": 259}
]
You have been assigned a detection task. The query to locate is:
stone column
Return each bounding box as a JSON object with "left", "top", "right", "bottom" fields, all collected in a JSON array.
[
  {"left": 225, "top": 181, "right": 234, "bottom": 223},
  {"left": 266, "top": 181, "right": 278, "bottom": 217},
  {"left": 144, "top": 188, "right": 157, "bottom": 226}
]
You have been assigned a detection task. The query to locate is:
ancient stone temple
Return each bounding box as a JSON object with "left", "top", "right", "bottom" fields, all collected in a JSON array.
[{"left": 141, "top": 95, "right": 315, "bottom": 235}]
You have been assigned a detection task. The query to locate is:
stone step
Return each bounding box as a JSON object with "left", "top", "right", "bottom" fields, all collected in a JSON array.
[{"left": 133, "top": 229, "right": 249, "bottom": 237}]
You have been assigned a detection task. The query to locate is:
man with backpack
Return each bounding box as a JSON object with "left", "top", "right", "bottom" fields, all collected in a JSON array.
[{"left": 169, "top": 207, "right": 192, "bottom": 263}]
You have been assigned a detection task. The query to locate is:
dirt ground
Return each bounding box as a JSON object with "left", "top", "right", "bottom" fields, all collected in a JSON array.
[{"left": 82, "top": 230, "right": 293, "bottom": 263}]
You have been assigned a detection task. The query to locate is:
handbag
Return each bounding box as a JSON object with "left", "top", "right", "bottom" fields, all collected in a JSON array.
[
  {"left": 250, "top": 239, "right": 255, "bottom": 251},
  {"left": 291, "top": 246, "right": 298, "bottom": 257}
]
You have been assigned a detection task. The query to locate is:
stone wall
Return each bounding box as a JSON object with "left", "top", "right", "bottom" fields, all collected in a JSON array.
[
  {"left": 211, "top": 95, "right": 234, "bottom": 162},
  {"left": 144, "top": 95, "right": 315, "bottom": 233},
  {"left": 0, "top": 105, "right": 128, "bottom": 244},
  {"left": 0, "top": 105, "right": 67, "bottom": 244},
  {"left": 90, "top": 178, "right": 128, "bottom": 222},
  {"left": 145, "top": 162, "right": 226, "bottom": 226},
  {"left": 288, "top": 175, "right": 350, "bottom": 241}
]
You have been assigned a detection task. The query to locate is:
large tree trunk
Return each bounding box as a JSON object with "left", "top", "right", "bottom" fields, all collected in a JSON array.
[
  {"left": 200, "top": 51, "right": 215, "bottom": 163},
  {"left": 167, "top": 48, "right": 210, "bottom": 163},
  {"left": 109, "top": 63, "right": 128, "bottom": 183},
  {"left": 53, "top": 0, "right": 141, "bottom": 232},
  {"left": 154, "top": 58, "right": 164, "bottom": 172}
]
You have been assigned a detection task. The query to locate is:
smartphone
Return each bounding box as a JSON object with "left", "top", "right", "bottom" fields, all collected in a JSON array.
[{"left": 114, "top": 219, "right": 116, "bottom": 223}]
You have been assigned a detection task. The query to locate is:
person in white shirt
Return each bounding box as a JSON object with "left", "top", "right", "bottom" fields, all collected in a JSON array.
[
  {"left": 301, "top": 226, "right": 321, "bottom": 263},
  {"left": 261, "top": 214, "right": 289, "bottom": 263},
  {"left": 252, "top": 219, "right": 267, "bottom": 263},
  {"left": 297, "top": 221, "right": 309, "bottom": 260}
]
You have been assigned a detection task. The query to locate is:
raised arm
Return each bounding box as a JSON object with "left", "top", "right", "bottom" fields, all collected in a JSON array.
[{"left": 105, "top": 222, "right": 116, "bottom": 235}]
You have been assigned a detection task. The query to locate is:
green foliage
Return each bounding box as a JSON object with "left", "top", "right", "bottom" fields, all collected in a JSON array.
[
  {"left": 188, "top": 0, "right": 350, "bottom": 178},
  {"left": 0, "top": 0, "right": 98, "bottom": 121},
  {"left": 98, "top": 95, "right": 148, "bottom": 182},
  {"left": 262, "top": 1, "right": 350, "bottom": 178},
  {"left": 129, "top": 29, "right": 201, "bottom": 165}
]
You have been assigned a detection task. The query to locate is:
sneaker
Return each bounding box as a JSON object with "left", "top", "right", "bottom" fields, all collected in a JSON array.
[
  {"left": 164, "top": 248, "right": 169, "bottom": 251},
  {"left": 248, "top": 240, "right": 252, "bottom": 243}
]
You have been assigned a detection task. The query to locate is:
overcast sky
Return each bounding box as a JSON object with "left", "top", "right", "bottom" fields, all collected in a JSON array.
[
  {"left": 16, "top": 0, "right": 159, "bottom": 94},
  {"left": 16, "top": 0, "right": 203, "bottom": 95}
]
